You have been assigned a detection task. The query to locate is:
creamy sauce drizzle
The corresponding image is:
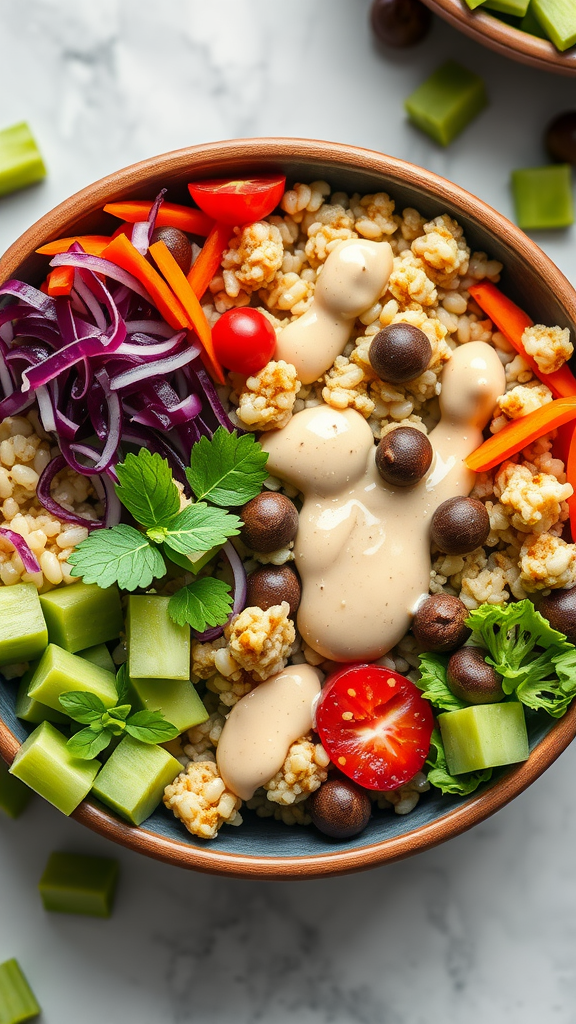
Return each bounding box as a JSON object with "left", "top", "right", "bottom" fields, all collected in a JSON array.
[
  {"left": 262, "top": 342, "right": 506, "bottom": 663},
  {"left": 275, "top": 239, "right": 393, "bottom": 384},
  {"left": 216, "top": 664, "right": 322, "bottom": 800}
]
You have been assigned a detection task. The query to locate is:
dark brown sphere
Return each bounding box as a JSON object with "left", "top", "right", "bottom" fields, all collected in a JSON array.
[
  {"left": 240, "top": 492, "right": 299, "bottom": 554},
  {"left": 369, "top": 323, "right": 432, "bottom": 384},
  {"left": 370, "top": 0, "right": 432, "bottom": 48},
  {"left": 431, "top": 497, "right": 490, "bottom": 555},
  {"left": 545, "top": 111, "right": 576, "bottom": 165},
  {"left": 539, "top": 586, "right": 576, "bottom": 643},
  {"left": 150, "top": 226, "right": 193, "bottom": 274},
  {"left": 246, "top": 565, "right": 301, "bottom": 616},
  {"left": 447, "top": 647, "right": 504, "bottom": 705},
  {"left": 375, "top": 426, "right": 433, "bottom": 487},
  {"left": 412, "top": 594, "right": 471, "bottom": 652},
  {"left": 309, "top": 778, "right": 372, "bottom": 839}
]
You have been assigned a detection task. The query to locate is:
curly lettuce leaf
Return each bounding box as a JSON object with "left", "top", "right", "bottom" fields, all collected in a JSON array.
[
  {"left": 416, "top": 653, "right": 468, "bottom": 712},
  {"left": 426, "top": 728, "right": 492, "bottom": 796},
  {"left": 515, "top": 645, "right": 576, "bottom": 718}
]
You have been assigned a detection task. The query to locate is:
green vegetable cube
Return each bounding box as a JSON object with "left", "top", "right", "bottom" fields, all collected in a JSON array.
[
  {"left": 485, "top": 0, "right": 530, "bottom": 16},
  {"left": 92, "top": 735, "right": 181, "bottom": 825},
  {"left": 0, "top": 959, "right": 40, "bottom": 1024},
  {"left": 39, "top": 582, "right": 123, "bottom": 654},
  {"left": 0, "top": 123, "right": 46, "bottom": 200},
  {"left": 404, "top": 61, "right": 488, "bottom": 147},
  {"left": 128, "top": 595, "right": 190, "bottom": 680},
  {"left": 520, "top": 5, "right": 549, "bottom": 36},
  {"left": 163, "top": 544, "right": 220, "bottom": 575},
  {"left": 9, "top": 722, "right": 99, "bottom": 816},
  {"left": 15, "top": 666, "right": 68, "bottom": 725},
  {"left": 438, "top": 702, "right": 529, "bottom": 775},
  {"left": 78, "top": 643, "right": 116, "bottom": 674},
  {"left": 129, "top": 676, "right": 208, "bottom": 733},
  {"left": 533, "top": 0, "right": 576, "bottom": 50},
  {"left": 0, "top": 759, "right": 33, "bottom": 819},
  {"left": 0, "top": 584, "right": 47, "bottom": 666},
  {"left": 464, "top": 0, "right": 489, "bottom": 9},
  {"left": 38, "top": 851, "right": 119, "bottom": 917},
  {"left": 511, "top": 165, "right": 574, "bottom": 229},
  {"left": 26, "top": 643, "right": 118, "bottom": 714}
]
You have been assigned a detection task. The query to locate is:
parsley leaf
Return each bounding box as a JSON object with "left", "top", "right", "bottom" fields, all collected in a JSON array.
[
  {"left": 115, "top": 448, "right": 180, "bottom": 528},
  {"left": 163, "top": 504, "right": 240, "bottom": 556},
  {"left": 67, "top": 727, "right": 113, "bottom": 760},
  {"left": 168, "top": 578, "right": 233, "bottom": 630},
  {"left": 68, "top": 524, "right": 166, "bottom": 591},
  {"left": 58, "top": 691, "right": 108, "bottom": 724},
  {"left": 125, "top": 710, "right": 179, "bottom": 744},
  {"left": 186, "top": 428, "right": 269, "bottom": 507},
  {"left": 416, "top": 653, "right": 468, "bottom": 712}
]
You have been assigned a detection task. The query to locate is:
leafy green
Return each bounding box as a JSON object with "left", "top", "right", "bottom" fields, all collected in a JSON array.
[
  {"left": 186, "top": 428, "right": 269, "bottom": 507},
  {"left": 115, "top": 448, "right": 180, "bottom": 529},
  {"left": 426, "top": 729, "right": 492, "bottom": 796},
  {"left": 115, "top": 665, "right": 130, "bottom": 705},
  {"left": 168, "top": 578, "right": 233, "bottom": 630},
  {"left": 68, "top": 524, "right": 166, "bottom": 591},
  {"left": 125, "top": 710, "right": 179, "bottom": 744},
  {"left": 416, "top": 653, "right": 468, "bottom": 712},
  {"left": 60, "top": 684, "right": 177, "bottom": 758},
  {"left": 67, "top": 728, "right": 112, "bottom": 760},
  {"left": 162, "top": 504, "right": 240, "bottom": 556},
  {"left": 58, "top": 691, "right": 108, "bottom": 724}
]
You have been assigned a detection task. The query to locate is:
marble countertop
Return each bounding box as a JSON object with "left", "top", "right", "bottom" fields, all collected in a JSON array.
[{"left": 1, "top": 2, "right": 575, "bottom": 1022}]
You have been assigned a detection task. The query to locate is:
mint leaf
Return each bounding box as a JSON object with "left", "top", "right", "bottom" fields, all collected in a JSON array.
[
  {"left": 106, "top": 704, "right": 131, "bottom": 722},
  {"left": 58, "top": 691, "right": 108, "bottom": 724},
  {"left": 416, "top": 653, "right": 468, "bottom": 712},
  {"left": 163, "top": 504, "right": 240, "bottom": 556},
  {"left": 187, "top": 427, "right": 269, "bottom": 507},
  {"left": 68, "top": 524, "right": 166, "bottom": 590},
  {"left": 115, "top": 448, "right": 180, "bottom": 529},
  {"left": 67, "top": 727, "right": 112, "bottom": 760},
  {"left": 115, "top": 664, "right": 130, "bottom": 704},
  {"left": 125, "top": 710, "right": 179, "bottom": 744},
  {"left": 426, "top": 728, "right": 492, "bottom": 796},
  {"left": 168, "top": 578, "right": 233, "bottom": 630}
]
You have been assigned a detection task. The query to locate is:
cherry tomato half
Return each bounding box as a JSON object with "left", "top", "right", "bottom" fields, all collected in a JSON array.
[
  {"left": 188, "top": 175, "right": 286, "bottom": 225},
  {"left": 212, "top": 307, "right": 276, "bottom": 376},
  {"left": 316, "top": 664, "right": 434, "bottom": 791}
]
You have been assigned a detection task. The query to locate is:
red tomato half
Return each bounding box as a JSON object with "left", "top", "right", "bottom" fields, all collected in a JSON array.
[
  {"left": 212, "top": 307, "right": 276, "bottom": 376},
  {"left": 188, "top": 175, "right": 286, "bottom": 225},
  {"left": 316, "top": 665, "right": 434, "bottom": 791}
]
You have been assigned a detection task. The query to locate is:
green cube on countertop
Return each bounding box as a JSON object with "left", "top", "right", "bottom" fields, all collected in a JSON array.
[
  {"left": 92, "top": 734, "right": 181, "bottom": 825},
  {"left": 0, "top": 959, "right": 40, "bottom": 1024},
  {"left": 38, "top": 851, "right": 119, "bottom": 917},
  {"left": 0, "top": 123, "right": 46, "bottom": 200},
  {"left": 27, "top": 643, "right": 118, "bottom": 714},
  {"left": 128, "top": 595, "right": 190, "bottom": 680},
  {"left": 511, "top": 165, "right": 574, "bottom": 229},
  {"left": 9, "top": 721, "right": 100, "bottom": 816},
  {"left": 532, "top": 0, "right": 576, "bottom": 50},
  {"left": 0, "top": 759, "right": 33, "bottom": 819},
  {"left": 404, "top": 61, "right": 488, "bottom": 147},
  {"left": 438, "top": 702, "right": 529, "bottom": 776},
  {"left": 129, "top": 676, "right": 209, "bottom": 734},
  {"left": 40, "top": 582, "right": 123, "bottom": 654},
  {"left": 0, "top": 584, "right": 47, "bottom": 666}
]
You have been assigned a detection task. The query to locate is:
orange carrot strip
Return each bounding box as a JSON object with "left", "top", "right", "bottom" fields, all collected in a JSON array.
[
  {"left": 187, "top": 221, "right": 231, "bottom": 299},
  {"left": 47, "top": 266, "right": 75, "bottom": 297},
  {"left": 466, "top": 397, "right": 576, "bottom": 473},
  {"left": 566, "top": 425, "right": 576, "bottom": 542},
  {"left": 36, "top": 236, "right": 110, "bottom": 257},
  {"left": 100, "top": 234, "right": 191, "bottom": 331},
  {"left": 103, "top": 201, "right": 214, "bottom": 237},
  {"left": 149, "top": 240, "right": 225, "bottom": 385},
  {"left": 469, "top": 281, "right": 576, "bottom": 398}
]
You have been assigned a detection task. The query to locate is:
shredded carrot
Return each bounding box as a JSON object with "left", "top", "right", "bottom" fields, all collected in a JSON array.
[
  {"left": 187, "top": 222, "right": 231, "bottom": 299},
  {"left": 466, "top": 397, "right": 576, "bottom": 473},
  {"left": 469, "top": 281, "right": 576, "bottom": 398},
  {"left": 100, "top": 234, "right": 191, "bottom": 331},
  {"left": 565, "top": 425, "right": 576, "bottom": 542},
  {"left": 46, "top": 266, "right": 75, "bottom": 297},
  {"left": 149, "top": 240, "right": 225, "bottom": 384},
  {"left": 103, "top": 201, "right": 214, "bottom": 237},
  {"left": 111, "top": 223, "right": 133, "bottom": 240},
  {"left": 36, "top": 236, "right": 110, "bottom": 257}
]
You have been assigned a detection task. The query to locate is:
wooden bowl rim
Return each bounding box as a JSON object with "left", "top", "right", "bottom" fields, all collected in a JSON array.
[
  {"left": 421, "top": 0, "right": 576, "bottom": 76},
  {"left": 2, "top": 136, "right": 576, "bottom": 879}
]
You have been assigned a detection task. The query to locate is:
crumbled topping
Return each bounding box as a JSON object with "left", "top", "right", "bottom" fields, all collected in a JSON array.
[
  {"left": 522, "top": 324, "right": 573, "bottom": 375},
  {"left": 264, "top": 737, "right": 330, "bottom": 805},
  {"left": 371, "top": 771, "right": 430, "bottom": 814},
  {"left": 410, "top": 214, "right": 470, "bottom": 287},
  {"left": 183, "top": 712, "right": 226, "bottom": 763},
  {"left": 191, "top": 637, "right": 228, "bottom": 680},
  {"left": 520, "top": 533, "right": 576, "bottom": 591},
  {"left": 224, "top": 601, "right": 295, "bottom": 681},
  {"left": 494, "top": 460, "right": 572, "bottom": 534},
  {"left": 236, "top": 360, "right": 301, "bottom": 432},
  {"left": 491, "top": 382, "right": 553, "bottom": 433},
  {"left": 388, "top": 250, "right": 438, "bottom": 308},
  {"left": 222, "top": 221, "right": 284, "bottom": 295},
  {"left": 349, "top": 192, "right": 398, "bottom": 241},
  {"left": 163, "top": 761, "right": 242, "bottom": 839}
]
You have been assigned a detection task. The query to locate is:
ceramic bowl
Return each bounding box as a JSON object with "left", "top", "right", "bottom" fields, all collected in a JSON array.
[
  {"left": 1, "top": 138, "right": 576, "bottom": 879},
  {"left": 421, "top": 0, "right": 576, "bottom": 76}
]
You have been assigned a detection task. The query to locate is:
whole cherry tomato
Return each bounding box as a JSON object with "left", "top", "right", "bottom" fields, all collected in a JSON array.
[
  {"left": 316, "top": 664, "right": 434, "bottom": 790},
  {"left": 188, "top": 175, "right": 286, "bottom": 225},
  {"left": 211, "top": 307, "right": 276, "bottom": 375}
]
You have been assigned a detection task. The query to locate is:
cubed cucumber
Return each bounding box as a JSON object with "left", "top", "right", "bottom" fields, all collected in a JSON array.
[
  {"left": 0, "top": 759, "right": 33, "bottom": 819},
  {"left": 163, "top": 544, "right": 220, "bottom": 575},
  {"left": 485, "top": 0, "right": 530, "bottom": 16},
  {"left": 533, "top": 0, "right": 576, "bottom": 50},
  {"left": 26, "top": 644, "right": 118, "bottom": 714},
  {"left": 0, "top": 958, "right": 40, "bottom": 1024},
  {"left": 9, "top": 722, "right": 100, "bottom": 815},
  {"left": 15, "top": 666, "right": 68, "bottom": 725},
  {"left": 38, "top": 851, "right": 119, "bottom": 918},
  {"left": 128, "top": 595, "right": 190, "bottom": 681},
  {"left": 0, "top": 122, "right": 46, "bottom": 200},
  {"left": 511, "top": 164, "right": 574, "bottom": 229},
  {"left": 39, "top": 582, "right": 123, "bottom": 654},
  {"left": 91, "top": 735, "right": 181, "bottom": 825},
  {"left": 78, "top": 643, "right": 115, "bottom": 674},
  {"left": 129, "top": 676, "right": 208, "bottom": 733},
  {"left": 404, "top": 61, "right": 488, "bottom": 147},
  {"left": 464, "top": 0, "right": 488, "bottom": 9},
  {"left": 438, "top": 702, "right": 529, "bottom": 775},
  {"left": 520, "top": 4, "right": 549, "bottom": 35},
  {"left": 0, "top": 584, "right": 47, "bottom": 666}
]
